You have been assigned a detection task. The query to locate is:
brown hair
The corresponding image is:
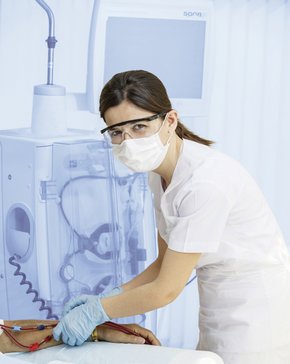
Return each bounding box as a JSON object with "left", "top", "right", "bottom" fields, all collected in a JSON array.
[{"left": 99, "top": 70, "right": 214, "bottom": 146}]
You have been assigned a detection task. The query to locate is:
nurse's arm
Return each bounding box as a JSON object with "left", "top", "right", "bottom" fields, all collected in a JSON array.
[
  {"left": 102, "top": 248, "right": 201, "bottom": 318},
  {"left": 121, "top": 233, "right": 167, "bottom": 291}
]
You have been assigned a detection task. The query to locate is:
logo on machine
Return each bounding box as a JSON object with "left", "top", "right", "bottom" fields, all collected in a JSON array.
[{"left": 183, "top": 11, "right": 203, "bottom": 18}]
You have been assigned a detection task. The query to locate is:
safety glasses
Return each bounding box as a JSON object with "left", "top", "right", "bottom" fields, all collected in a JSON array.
[{"left": 100, "top": 112, "right": 168, "bottom": 145}]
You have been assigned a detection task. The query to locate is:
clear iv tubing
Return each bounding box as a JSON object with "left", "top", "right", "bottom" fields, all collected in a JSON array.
[{"left": 59, "top": 174, "right": 138, "bottom": 240}]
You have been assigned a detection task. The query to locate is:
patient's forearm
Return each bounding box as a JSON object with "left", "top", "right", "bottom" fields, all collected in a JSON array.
[
  {"left": 0, "top": 319, "right": 59, "bottom": 353},
  {"left": 0, "top": 320, "right": 156, "bottom": 353}
]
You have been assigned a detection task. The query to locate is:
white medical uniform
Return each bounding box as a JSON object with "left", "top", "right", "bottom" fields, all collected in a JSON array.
[{"left": 148, "top": 139, "right": 290, "bottom": 364}]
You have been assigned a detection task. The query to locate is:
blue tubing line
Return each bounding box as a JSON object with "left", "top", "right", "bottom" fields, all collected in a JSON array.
[{"left": 8, "top": 255, "right": 59, "bottom": 320}]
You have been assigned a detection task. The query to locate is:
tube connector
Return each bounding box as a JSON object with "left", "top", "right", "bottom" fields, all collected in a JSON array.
[{"left": 46, "top": 36, "right": 57, "bottom": 49}]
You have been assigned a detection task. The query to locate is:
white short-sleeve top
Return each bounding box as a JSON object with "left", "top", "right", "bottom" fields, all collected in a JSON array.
[
  {"left": 148, "top": 139, "right": 289, "bottom": 270},
  {"left": 149, "top": 139, "right": 290, "bottom": 355}
]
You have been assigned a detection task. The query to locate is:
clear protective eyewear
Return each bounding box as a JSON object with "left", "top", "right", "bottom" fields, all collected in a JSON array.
[{"left": 100, "top": 112, "right": 168, "bottom": 145}]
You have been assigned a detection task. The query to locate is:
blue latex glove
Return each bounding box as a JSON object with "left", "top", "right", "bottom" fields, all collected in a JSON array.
[
  {"left": 53, "top": 295, "right": 110, "bottom": 346},
  {"left": 62, "top": 287, "right": 123, "bottom": 317}
]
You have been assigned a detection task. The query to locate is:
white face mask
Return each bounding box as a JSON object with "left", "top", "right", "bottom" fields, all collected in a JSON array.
[{"left": 112, "top": 120, "right": 171, "bottom": 173}]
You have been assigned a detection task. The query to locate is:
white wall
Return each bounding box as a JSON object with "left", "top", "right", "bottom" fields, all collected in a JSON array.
[{"left": 209, "top": 0, "right": 290, "bottom": 248}]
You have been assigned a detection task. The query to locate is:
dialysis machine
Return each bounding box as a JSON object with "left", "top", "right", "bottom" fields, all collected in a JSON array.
[{"left": 0, "top": 130, "right": 157, "bottom": 328}]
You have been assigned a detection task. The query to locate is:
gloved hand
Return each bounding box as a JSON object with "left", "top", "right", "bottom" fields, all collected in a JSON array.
[
  {"left": 62, "top": 287, "right": 123, "bottom": 317},
  {"left": 53, "top": 295, "right": 110, "bottom": 346}
]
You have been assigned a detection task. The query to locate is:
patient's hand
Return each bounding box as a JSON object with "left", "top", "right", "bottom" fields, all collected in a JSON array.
[
  {"left": 0, "top": 320, "right": 160, "bottom": 353},
  {"left": 97, "top": 323, "right": 161, "bottom": 346}
]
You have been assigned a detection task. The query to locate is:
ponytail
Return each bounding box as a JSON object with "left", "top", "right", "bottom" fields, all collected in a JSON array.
[{"left": 175, "top": 120, "right": 214, "bottom": 146}]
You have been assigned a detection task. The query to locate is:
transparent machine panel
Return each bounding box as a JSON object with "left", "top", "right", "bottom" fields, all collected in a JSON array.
[{"left": 1, "top": 137, "right": 157, "bottom": 330}]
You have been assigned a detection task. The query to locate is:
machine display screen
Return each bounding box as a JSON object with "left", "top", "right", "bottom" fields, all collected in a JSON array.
[{"left": 104, "top": 17, "right": 206, "bottom": 99}]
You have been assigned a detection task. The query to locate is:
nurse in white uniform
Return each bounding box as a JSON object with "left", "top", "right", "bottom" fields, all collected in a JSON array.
[{"left": 53, "top": 70, "right": 290, "bottom": 364}]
